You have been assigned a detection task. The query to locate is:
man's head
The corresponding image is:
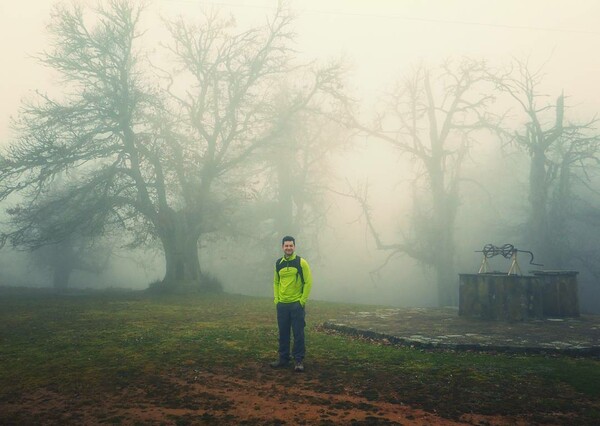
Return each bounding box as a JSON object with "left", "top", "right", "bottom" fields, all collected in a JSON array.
[{"left": 281, "top": 236, "right": 295, "bottom": 257}]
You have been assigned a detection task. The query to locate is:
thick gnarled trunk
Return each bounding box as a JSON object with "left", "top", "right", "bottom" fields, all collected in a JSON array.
[
  {"left": 162, "top": 232, "right": 201, "bottom": 284},
  {"left": 157, "top": 210, "right": 204, "bottom": 292}
]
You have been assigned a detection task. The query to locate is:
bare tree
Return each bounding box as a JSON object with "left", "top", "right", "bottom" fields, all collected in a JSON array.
[
  {"left": 154, "top": 8, "right": 348, "bottom": 288},
  {"left": 4, "top": 176, "right": 112, "bottom": 290},
  {"left": 197, "top": 63, "right": 352, "bottom": 294},
  {"left": 1, "top": 1, "right": 154, "bottom": 268},
  {"left": 0, "top": 1, "right": 340, "bottom": 292},
  {"left": 348, "top": 58, "right": 495, "bottom": 306},
  {"left": 32, "top": 237, "right": 111, "bottom": 290},
  {"left": 490, "top": 58, "right": 600, "bottom": 267},
  {"left": 264, "top": 67, "right": 351, "bottom": 244}
]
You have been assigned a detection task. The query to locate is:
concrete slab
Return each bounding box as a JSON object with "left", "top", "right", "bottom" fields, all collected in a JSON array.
[{"left": 322, "top": 307, "right": 600, "bottom": 356}]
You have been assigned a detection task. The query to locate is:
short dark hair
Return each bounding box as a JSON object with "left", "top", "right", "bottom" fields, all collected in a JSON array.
[{"left": 281, "top": 235, "right": 295, "bottom": 245}]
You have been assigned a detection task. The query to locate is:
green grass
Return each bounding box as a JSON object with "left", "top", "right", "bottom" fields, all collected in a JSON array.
[{"left": 1, "top": 289, "right": 599, "bottom": 423}]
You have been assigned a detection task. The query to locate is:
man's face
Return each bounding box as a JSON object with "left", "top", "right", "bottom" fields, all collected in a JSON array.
[{"left": 282, "top": 241, "right": 295, "bottom": 257}]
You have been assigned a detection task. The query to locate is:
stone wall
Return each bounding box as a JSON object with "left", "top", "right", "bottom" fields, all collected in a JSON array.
[{"left": 459, "top": 272, "right": 579, "bottom": 321}]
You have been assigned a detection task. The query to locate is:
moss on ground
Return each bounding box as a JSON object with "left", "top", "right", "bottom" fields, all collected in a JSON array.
[{"left": 0, "top": 289, "right": 598, "bottom": 424}]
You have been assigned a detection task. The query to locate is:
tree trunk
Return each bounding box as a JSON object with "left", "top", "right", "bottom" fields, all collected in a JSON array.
[
  {"left": 433, "top": 207, "right": 458, "bottom": 306},
  {"left": 435, "top": 253, "right": 457, "bottom": 306},
  {"left": 158, "top": 210, "right": 203, "bottom": 291},
  {"left": 430, "top": 166, "right": 458, "bottom": 307},
  {"left": 275, "top": 161, "right": 297, "bottom": 237},
  {"left": 529, "top": 148, "right": 550, "bottom": 263},
  {"left": 52, "top": 241, "right": 76, "bottom": 291},
  {"left": 547, "top": 159, "right": 571, "bottom": 268},
  {"left": 53, "top": 263, "right": 73, "bottom": 291}
]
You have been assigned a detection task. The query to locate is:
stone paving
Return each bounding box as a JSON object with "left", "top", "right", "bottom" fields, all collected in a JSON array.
[{"left": 322, "top": 307, "right": 600, "bottom": 356}]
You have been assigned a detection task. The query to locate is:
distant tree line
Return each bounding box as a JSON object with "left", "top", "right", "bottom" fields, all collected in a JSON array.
[
  {"left": 1, "top": 1, "right": 599, "bottom": 308},
  {"left": 345, "top": 58, "right": 600, "bottom": 306}
]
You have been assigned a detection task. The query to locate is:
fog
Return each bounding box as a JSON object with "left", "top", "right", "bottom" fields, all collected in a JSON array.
[{"left": 1, "top": 0, "right": 600, "bottom": 311}]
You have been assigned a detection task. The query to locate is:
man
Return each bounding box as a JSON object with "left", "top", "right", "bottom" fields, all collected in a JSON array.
[{"left": 271, "top": 235, "right": 312, "bottom": 372}]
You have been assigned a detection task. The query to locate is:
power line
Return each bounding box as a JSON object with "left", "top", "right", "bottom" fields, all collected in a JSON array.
[{"left": 157, "top": 0, "right": 600, "bottom": 36}]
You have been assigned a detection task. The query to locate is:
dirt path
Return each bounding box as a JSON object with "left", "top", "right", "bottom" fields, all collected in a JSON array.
[{"left": 2, "top": 362, "right": 532, "bottom": 425}]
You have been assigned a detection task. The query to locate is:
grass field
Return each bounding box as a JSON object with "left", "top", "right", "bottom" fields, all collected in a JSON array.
[{"left": 1, "top": 288, "right": 599, "bottom": 425}]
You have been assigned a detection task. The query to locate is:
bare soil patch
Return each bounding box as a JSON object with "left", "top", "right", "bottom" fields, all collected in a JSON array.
[{"left": 1, "top": 362, "right": 536, "bottom": 425}]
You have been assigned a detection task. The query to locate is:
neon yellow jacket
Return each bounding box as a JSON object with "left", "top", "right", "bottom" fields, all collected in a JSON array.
[{"left": 273, "top": 253, "right": 312, "bottom": 306}]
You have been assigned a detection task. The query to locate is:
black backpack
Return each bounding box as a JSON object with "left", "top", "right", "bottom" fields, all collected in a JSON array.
[{"left": 275, "top": 255, "right": 305, "bottom": 286}]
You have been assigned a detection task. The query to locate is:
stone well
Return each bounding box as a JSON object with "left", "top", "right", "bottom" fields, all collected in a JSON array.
[{"left": 459, "top": 271, "right": 579, "bottom": 321}]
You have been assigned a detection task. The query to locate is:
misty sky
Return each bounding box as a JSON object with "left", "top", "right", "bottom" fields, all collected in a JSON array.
[
  {"left": 2, "top": 0, "right": 600, "bottom": 143},
  {"left": 1, "top": 0, "right": 600, "bottom": 305}
]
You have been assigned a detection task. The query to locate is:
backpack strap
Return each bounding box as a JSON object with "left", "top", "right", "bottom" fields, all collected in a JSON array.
[
  {"left": 275, "top": 256, "right": 305, "bottom": 285},
  {"left": 296, "top": 256, "right": 305, "bottom": 285}
]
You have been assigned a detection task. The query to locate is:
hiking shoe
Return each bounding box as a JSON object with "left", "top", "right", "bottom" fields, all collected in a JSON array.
[
  {"left": 270, "top": 359, "right": 290, "bottom": 369},
  {"left": 294, "top": 361, "right": 304, "bottom": 372}
]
